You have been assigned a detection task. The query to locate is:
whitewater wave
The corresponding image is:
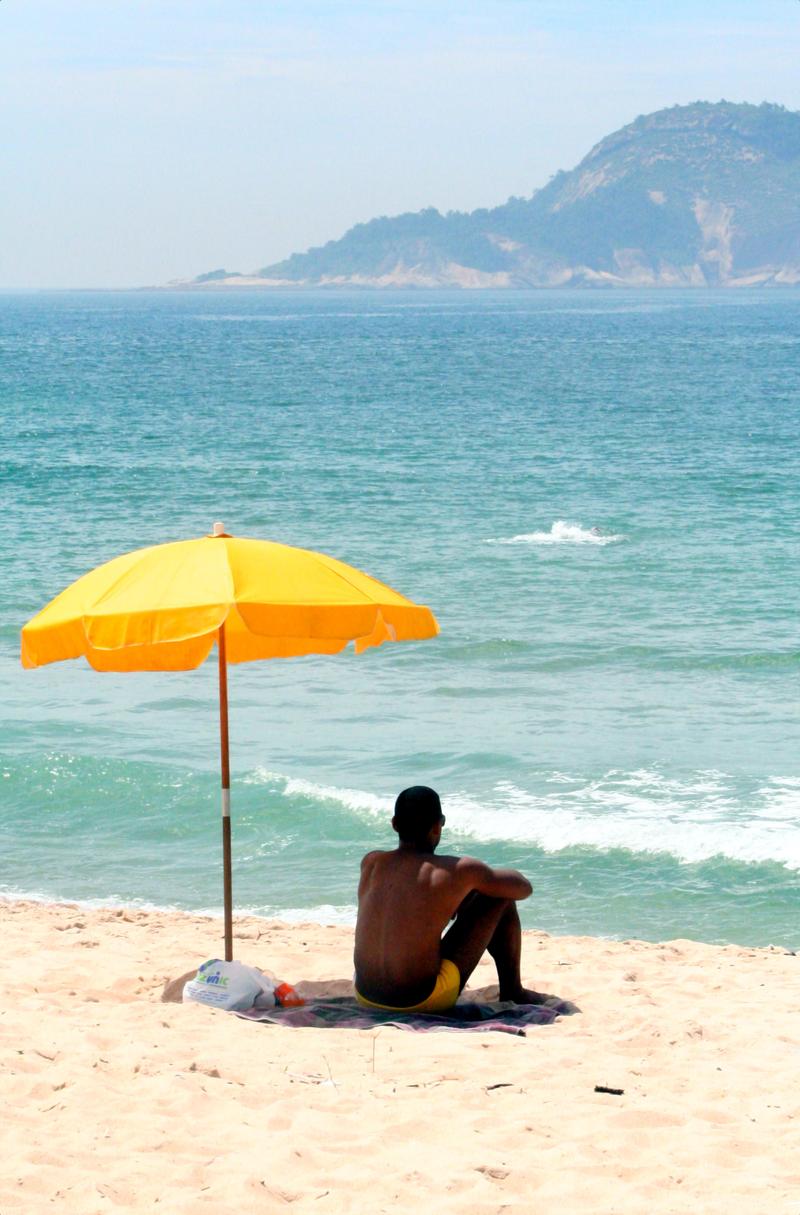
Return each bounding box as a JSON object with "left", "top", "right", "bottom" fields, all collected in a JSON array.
[
  {"left": 250, "top": 903, "right": 357, "bottom": 926},
  {"left": 245, "top": 768, "right": 392, "bottom": 816},
  {"left": 446, "top": 776, "right": 800, "bottom": 870},
  {"left": 0, "top": 889, "right": 189, "bottom": 916},
  {"left": 486, "top": 521, "right": 622, "bottom": 546},
  {"left": 261, "top": 768, "right": 800, "bottom": 871},
  {"left": 0, "top": 888, "right": 358, "bottom": 928}
]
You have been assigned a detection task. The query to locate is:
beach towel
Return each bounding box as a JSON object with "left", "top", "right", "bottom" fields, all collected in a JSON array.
[{"left": 235, "top": 996, "right": 571, "bottom": 1035}]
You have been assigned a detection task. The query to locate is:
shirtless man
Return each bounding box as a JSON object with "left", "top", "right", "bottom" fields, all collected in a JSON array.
[{"left": 354, "top": 785, "right": 544, "bottom": 1012}]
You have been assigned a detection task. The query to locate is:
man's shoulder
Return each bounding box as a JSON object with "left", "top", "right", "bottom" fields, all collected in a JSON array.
[
  {"left": 360, "top": 848, "right": 389, "bottom": 868},
  {"left": 449, "top": 854, "right": 493, "bottom": 877},
  {"left": 427, "top": 852, "right": 487, "bottom": 880},
  {"left": 422, "top": 852, "right": 488, "bottom": 872},
  {"left": 430, "top": 852, "right": 464, "bottom": 869}
]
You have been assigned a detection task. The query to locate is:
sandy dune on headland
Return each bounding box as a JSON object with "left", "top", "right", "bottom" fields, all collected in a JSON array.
[{"left": 1, "top": 898, "right": 798, "bottom": 1214}]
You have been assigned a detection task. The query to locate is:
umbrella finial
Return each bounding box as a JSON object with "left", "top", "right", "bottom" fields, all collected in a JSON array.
[{"left": 212, "top": 521, "right": 226, "bottom": 537}]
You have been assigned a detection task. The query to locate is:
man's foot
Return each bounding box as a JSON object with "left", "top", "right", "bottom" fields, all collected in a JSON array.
[{"left": 500, "top": 986, "right": 550, "bottom": 1005}]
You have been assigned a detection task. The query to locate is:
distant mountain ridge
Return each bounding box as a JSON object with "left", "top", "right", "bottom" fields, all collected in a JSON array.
[{"left": 189, "top": 102, "right": 800, "bottom": 288}]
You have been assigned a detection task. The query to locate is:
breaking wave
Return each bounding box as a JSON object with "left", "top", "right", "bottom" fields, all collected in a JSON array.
[
  {"left": 259, "top": 768, "right": 800, "bottom": 871},
  {"left": 486, "top": 521, "right": 623, "bottom": 546}
]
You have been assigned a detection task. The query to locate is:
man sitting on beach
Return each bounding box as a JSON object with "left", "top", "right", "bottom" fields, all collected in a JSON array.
[{"left": 354, "top": 785, "right": 544, "bottom": 1012}]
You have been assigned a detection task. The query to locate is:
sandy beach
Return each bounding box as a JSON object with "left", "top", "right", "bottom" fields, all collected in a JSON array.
[{"left": 0, "top": 899, "right": 797, "bottom": 1214}]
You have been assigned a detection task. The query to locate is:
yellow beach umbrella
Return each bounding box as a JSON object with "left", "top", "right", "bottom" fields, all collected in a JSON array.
[{"left": 21, "top": 523, "right": 438, "bottom": 958}]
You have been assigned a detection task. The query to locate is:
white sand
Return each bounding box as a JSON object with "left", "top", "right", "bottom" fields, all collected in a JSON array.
[{"left": 1, "top": 899, "right": 799, "bottom": 1213}]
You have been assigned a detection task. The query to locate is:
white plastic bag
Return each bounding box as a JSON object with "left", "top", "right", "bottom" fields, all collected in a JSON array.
[{"left": 183, "top": 959, "right": 277, "bottom": 1012}]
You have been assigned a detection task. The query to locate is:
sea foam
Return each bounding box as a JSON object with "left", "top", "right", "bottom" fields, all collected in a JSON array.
[
  {"left": 486, "top": 521, "right": 622, "bottom": 546},
  {"left": 267, "top": 769, "right": 800, "bottom": 871}
]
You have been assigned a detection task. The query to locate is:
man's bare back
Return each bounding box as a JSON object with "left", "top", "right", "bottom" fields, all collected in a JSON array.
[{"left": 353, "top": 786, "right": 543, "bottom": 1009}]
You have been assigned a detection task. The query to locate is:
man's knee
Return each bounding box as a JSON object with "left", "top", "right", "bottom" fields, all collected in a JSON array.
[{"left": 456, "top": 893, "right": 512, "bottom": 922}]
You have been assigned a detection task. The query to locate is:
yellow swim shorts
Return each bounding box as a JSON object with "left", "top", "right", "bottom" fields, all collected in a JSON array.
[{"left": 355, "top": 959, "right": 461, "bottom": 1014}]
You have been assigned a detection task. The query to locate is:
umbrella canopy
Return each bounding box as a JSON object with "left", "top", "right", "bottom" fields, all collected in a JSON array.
[
  {"left": 21, "top": 527, "right": 437, "bottom": 670},
  {"left": 21, "top": 524, "right": 439, "bottom": 957}
]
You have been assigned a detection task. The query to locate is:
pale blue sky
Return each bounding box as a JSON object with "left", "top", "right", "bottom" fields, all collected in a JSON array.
[{"left": 2, "top": 1, "right": 799, "bottom": 287}]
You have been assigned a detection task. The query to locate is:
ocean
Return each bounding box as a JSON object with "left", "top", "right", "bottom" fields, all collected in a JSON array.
[{"left": 1, "top": 288, "right": 798, "bottom": 948}]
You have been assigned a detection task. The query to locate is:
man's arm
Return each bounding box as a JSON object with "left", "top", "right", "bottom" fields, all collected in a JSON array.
[{"left": 455, "top": 857, "right": 532, "bottom": 901}]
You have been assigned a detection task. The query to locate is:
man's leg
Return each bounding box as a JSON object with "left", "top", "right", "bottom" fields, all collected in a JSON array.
[{"left": 440, "top": 894, "right": 545, "bottom": 1004}]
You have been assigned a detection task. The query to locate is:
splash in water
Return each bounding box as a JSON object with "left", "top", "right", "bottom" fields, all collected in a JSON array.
[{"left": 486, "top": 521, "right": 622, "bottom": 546}]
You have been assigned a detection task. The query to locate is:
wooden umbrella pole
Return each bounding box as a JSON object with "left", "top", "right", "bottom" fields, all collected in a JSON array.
[{"left": 218, "top": 622, "right": 233, "bottom": 961}]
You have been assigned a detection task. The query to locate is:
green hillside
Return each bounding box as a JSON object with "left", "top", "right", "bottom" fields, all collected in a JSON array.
[{"left": 197, "top": 102, "right": 800, "bottom": 288}]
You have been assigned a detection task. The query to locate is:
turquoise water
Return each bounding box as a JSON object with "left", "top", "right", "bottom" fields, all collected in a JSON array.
[{"left": 2, "top": 288, "right": 799, "bottom": 946}]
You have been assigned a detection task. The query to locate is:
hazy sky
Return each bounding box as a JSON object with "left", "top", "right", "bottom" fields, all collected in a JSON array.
[{"left": 2, "top": 0, "right": 800, "bottom": 287}]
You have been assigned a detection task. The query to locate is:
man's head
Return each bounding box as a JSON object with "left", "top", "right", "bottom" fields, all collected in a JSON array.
[{"left": 392, "top": 785, "right": 445, "bottom": 850}]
